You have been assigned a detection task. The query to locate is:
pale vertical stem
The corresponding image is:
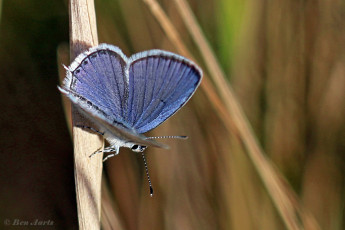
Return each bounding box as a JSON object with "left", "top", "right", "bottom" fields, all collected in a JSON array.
[{"left": 69, "top": 0, "right": 103, "bottom": 229}]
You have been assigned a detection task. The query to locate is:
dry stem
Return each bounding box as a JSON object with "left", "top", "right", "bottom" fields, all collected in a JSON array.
[{"left": 69, "top": 0, "right": 103, "bottom": 229}]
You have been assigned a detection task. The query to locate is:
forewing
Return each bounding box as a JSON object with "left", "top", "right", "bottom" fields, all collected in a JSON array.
[
  {"left": 126, "top": 50, "right": 202, "bottom": 133},
  {"left": 62, "top": 44, "right": 129, "bottom": 124}
]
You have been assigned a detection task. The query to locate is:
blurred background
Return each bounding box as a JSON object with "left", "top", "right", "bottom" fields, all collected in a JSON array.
[{"left": 0, "top": 0, "right": 344, "bottom": 229}]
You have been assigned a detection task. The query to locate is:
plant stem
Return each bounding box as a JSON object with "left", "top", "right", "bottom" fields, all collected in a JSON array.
[{"left": 69, "top": 0, "right": 103, "bottom": 229}]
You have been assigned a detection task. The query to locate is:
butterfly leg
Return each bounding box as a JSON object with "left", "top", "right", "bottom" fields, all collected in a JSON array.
[
  {"left": 102, "top": 146, "right": 120, "bottom": 162},
  {"left": 76, "top": 125, "right": 113, "bottom": 160},
  {"left": 89, "top": 146, "right": 118, "bottom": 162},
  {"left": 89, "top": 146, "right": 117, "bottom": 158},
  {"left": 75, "top": 125, "right": 104, "bottom": 136}
]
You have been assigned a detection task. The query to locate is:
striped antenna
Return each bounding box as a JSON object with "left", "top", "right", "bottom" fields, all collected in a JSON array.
[
  {"left": 141, "top": 152, "right": 154, "bottom": 197},
  {"left": 142, "top": 135, "right": 188, "bottom": 196},
  {"left": 146, "top": 135, "right": 188, "bottom": 140}
]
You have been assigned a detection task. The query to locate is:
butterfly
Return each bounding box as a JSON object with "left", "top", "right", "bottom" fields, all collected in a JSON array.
[{"left": 58, "top": 44, "right": 202, "bottom": 195}]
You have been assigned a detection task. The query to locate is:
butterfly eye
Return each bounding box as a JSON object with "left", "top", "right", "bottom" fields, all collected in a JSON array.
[{"left": 131, "top": 145, "right": 147, "bottom": 152}]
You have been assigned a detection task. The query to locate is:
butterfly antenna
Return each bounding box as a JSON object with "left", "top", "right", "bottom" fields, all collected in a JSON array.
[
  {"left": 141, "top": 152, "right": 154, "bottom": 197},
  {"left": 146, "top": 135, "right": 188, "bottom": 140}
]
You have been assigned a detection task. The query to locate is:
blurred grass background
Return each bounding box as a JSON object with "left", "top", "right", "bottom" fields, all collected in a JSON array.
[{"left": 0, "top": 0, "right": 344, "bottom": 229}]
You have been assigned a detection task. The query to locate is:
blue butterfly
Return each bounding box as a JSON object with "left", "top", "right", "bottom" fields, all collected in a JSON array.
[
  {"left": 59, "top": 44, "right": 202, "bottom": 160},
  {"left": 59, "top": 44, "right": 202, "bottom": 195}
]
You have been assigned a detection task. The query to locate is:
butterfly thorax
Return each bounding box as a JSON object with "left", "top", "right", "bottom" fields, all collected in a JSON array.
[{"left": 103, "top": 130, "right": 147, "bottom": 154}]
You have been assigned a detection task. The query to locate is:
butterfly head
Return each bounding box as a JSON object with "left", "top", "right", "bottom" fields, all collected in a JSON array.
[{"left": 131, "top": 144, "right": 147, "bottom": 153}]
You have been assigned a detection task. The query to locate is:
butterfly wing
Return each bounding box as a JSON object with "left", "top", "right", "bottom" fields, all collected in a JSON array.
[
  {"left": 126, "top": 50, "right": 202, "bottom": 133},
  {"left": 61, "top": 44, "right": 129, "bottom": 125}
]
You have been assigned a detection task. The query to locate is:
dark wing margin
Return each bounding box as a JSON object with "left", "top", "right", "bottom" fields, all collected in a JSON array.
[{"left": 126, "top": 50, "right": 202, "bottom": 133}]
